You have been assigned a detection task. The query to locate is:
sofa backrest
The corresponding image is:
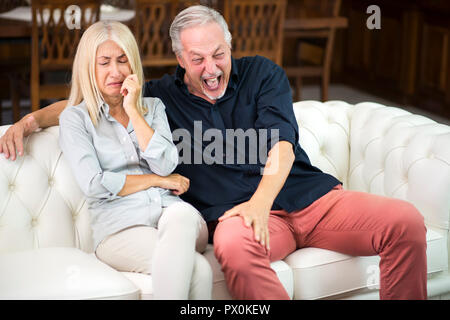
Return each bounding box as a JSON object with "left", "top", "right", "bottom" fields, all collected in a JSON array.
[
  {"left": 295, "top": 100, "right": 450, "bottom": 231},
  {"left": 1, "top": 101, "right": 449, "bottom": 257},
  {"left": 348, "top": 102, "right": 450, "bottom": 234},
  {"left": 293, "top": 100, "right": 353, "bottom": 188}
]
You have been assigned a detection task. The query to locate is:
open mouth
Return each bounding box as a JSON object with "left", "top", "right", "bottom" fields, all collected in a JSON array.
[{"left": 202, "top": 75, "right": 222, "bottom": 91}]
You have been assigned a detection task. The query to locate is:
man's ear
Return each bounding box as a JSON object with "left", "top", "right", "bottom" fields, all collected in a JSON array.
[{"left": 176, "top": 54, "right": 185, "bottom": 68}]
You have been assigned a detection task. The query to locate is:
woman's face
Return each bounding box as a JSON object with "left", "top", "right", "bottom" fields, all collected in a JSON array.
[{"left": 95, "top": 40, "right": 132, "bottom": 101}]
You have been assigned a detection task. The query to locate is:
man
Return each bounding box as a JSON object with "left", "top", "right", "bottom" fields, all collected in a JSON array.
[{"left": 0, "top": 5, "right": 427, "bottom": 299}]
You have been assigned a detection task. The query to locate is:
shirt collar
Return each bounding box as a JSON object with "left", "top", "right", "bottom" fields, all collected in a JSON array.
[
  {"left": 101, "top": 101, "right": 112, "bottom": 121},
  {"left": 174, "top": 56, "right": 240, "bottom": 90}
]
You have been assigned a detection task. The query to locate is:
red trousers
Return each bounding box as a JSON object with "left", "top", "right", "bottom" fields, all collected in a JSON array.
[{"left": 213, "top": 185, "right": 427, "bottom": 300}]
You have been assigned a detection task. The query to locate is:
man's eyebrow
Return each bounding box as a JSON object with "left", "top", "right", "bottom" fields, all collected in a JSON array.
[
  {"left": 189, "top": 45, "right": 224, "bottom": 56},
  {"left": 213, "top": 45, "right": 224, "bottom": 53}
]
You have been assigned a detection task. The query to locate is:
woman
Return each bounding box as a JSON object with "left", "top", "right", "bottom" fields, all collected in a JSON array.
[{"left": 58, "top": 21, "right": 212, "bottom": 299}]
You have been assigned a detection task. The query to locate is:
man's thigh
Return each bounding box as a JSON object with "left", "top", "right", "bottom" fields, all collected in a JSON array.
[
  {"left": 214, "top": 213, "right": 297, "bottom": 262},
  {"left": 297, "top": 189, "right": 422, "bottom": 256}
]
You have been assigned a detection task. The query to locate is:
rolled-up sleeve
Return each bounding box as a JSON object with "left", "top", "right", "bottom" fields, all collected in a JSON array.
[
  {"left": 255, "top": 63, "right": 299, "bottom": 152},
  {"left": 141, "top": 98, "right": 179, "bottom": 176},
  {"left": 59, "top": 108, "right": 125, "bottom": 201}
]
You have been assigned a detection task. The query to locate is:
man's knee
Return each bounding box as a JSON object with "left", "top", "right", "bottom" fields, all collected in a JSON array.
[
  {"left": 386, "top": 200, "right": 426, "bottom": 245},
  {"left": 213, "top": 216, "right": 259, "bottom": 270}
]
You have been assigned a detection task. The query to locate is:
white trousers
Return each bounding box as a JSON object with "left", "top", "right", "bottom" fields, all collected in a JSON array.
[{"left": 95, "top": 201, "right": 212, "bottom": 299}]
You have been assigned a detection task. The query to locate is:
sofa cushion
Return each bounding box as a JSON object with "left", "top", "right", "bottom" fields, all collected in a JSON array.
[
  {"left": 0, "top": 247, "right": 139, "bottom": 299},
  {"left": 122, "top": 245, "right": 294, "bottom": 300},
  {"left": 284, "top": 228, "right": 445, "bottom": 299},
  {"left": 122, "top": 228, "right": 445, "bottom": 300}
]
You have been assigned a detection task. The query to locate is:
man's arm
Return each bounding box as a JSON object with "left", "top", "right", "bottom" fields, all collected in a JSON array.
[
  {"left": 0, "top": 100, "right": 67, "bottom": 160},
  {"left": 219, "top": 140, "right": 295, "bottom": 251}
]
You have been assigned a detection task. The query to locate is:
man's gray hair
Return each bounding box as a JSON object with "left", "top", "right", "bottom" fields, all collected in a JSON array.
[{"left": 169, "top": 5, "right": 232, "bottom": 56}]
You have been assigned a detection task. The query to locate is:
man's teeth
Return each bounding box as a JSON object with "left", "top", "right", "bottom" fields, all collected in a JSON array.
[{"left": 205, "top": 77, "right": 219, "bottom": 87}]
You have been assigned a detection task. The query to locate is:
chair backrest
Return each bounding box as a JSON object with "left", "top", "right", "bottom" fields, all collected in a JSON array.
[
  {"left": 31, "top": 0, "right": 100, "bottom": 71},
  {"left": 134, "top": 0, "right": 191, "bottom": 68},
  {"left": 295, "top": 0, "right": 341, "bottom": 19},
  {"left": 133, "top": 0, "right": 230, "bottom": 70},
  {"left": 223, "top": 0, "right": 286, "bottom": 66}
]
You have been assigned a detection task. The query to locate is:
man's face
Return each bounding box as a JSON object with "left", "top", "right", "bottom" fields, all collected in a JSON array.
[{"left": 177, "top": 22, "right": 232, "bottom": 104}]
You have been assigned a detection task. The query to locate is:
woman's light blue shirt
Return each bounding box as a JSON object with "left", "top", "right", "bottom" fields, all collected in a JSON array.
[{"left": 59, "top": 97, "right": 181, "bottom": 250}]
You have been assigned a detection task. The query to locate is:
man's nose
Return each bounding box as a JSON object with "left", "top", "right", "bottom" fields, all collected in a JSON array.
[{"left": 204, "top": 57, "right": 218, "bottom": 75}]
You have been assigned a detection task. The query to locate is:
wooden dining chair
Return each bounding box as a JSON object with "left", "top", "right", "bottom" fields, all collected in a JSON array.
[
  {"left": 30, "top": 0, "right": 100, "bottom": 111},
  {"left": 133, "top": 0, "right": 183, "bottom": 75},
  {"left": 283, "top": 0, "right": 347, "bottom": 102},
  {"left": 0, "top": 0, "right": 30, "bottom": 123},
  {"left": 223, "top": 0, "right": 287, "bottom": 66}
]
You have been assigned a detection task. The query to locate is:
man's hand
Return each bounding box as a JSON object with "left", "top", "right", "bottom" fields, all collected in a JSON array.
[
  {"left": 0, "top": 115, "right": 39, "bottom": 161},
  {"left": 219, "top": 199, "right": 272, "bottom": 252}
]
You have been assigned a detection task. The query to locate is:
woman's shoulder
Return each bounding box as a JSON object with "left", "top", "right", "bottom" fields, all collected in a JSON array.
[
  {"left": 60, "top": 101, "right": 91, "bottom": 125},
  {"left": 142, "top": 97, "right": 165, "bottom": 111},
  {"left": 61, "top": 101, "right": 89, "bottom": 118}
]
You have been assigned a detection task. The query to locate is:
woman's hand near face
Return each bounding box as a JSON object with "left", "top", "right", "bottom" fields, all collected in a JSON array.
[{"left": 120, "top": 74, "right": 141, "bottom": 116}]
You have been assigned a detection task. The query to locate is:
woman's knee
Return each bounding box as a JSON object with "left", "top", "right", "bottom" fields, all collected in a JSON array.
[{"left": 159, "top": 202, "right": 203, "bottom": 230}]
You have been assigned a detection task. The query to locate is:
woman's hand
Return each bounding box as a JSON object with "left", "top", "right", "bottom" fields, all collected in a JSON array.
[
  {"left": 158, "top": 173, "right": 190, "bottom": 196},
  {"left": 120, "top": 74, "right": 141, "bottom": 115}
]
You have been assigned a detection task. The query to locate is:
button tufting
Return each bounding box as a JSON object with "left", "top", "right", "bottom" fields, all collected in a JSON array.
[
  {"left": 31, "top": 218, "right": 38, "bottom": 227},
  {"left": 48, "top": 178, "right": 54, "bottom": 186},
  {"left": 8, "top": 183, "right": 15, "bottom": 191}
]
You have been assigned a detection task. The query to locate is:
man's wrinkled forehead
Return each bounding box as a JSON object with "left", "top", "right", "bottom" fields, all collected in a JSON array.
[{"left": 179, "top": 22, "right": 229, "bottom": 52}]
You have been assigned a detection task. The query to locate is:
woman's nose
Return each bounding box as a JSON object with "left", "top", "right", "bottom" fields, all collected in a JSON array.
[{"left": 109, "top": 62, "right": 121, "bottom": 77}]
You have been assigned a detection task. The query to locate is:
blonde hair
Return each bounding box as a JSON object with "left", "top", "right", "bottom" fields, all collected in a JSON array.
[{"left": 68, "top": 21, "right": 146, "bottom": 126}]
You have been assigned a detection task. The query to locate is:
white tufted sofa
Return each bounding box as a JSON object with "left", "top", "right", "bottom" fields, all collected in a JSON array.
[{"left": 1, "top": 101, "right": 449, "bottom": 300}]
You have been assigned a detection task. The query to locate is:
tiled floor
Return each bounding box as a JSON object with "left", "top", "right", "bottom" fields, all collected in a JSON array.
[
  {"left": 1, "top": 84, "right": 449, "bottom": 126},
  {"left": 300, "top": 84, "right": 450, "bottom": 126}
]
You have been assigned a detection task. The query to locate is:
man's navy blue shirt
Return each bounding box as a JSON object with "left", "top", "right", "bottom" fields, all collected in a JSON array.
[{"left": 143, "top": 55, "right": 341, "bottom": 222}]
